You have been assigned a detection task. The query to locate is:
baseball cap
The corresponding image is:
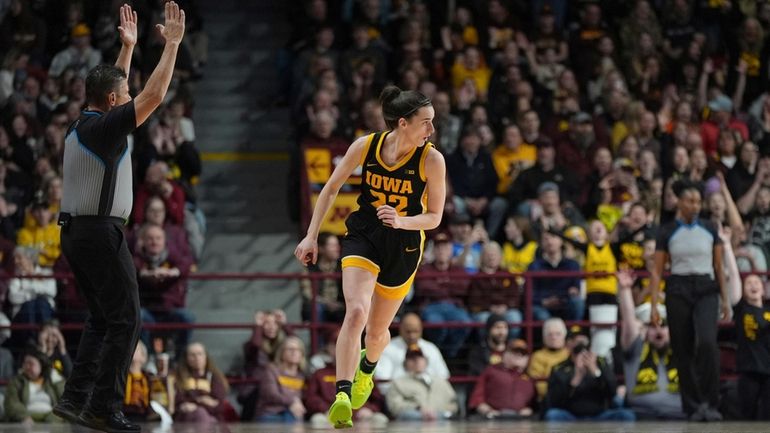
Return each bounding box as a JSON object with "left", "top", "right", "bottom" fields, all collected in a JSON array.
[
  {"left": 708, "top": 94, "right": 733, "bottom": 113},
  {"left": 614, "top": 157, "right": 635, "bottom": 171},
  {"left": 507, "top": 338, "right": 530, "bottom": 355},
  {"left": 72, "top": 23, "right": 91, "bottom": 38},
  {"left": 537, "top": 181, "right": 559, "bottom": 195},
  {"left": 571, "top": 111, "right": 593, "bottom": 124},
  {"left": 405, "top": 347, "right": 425, "bottom": 361}
]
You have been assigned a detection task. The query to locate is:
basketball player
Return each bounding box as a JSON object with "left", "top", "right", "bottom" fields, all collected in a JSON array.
[{"left": 295, "top": 85, "right": 446, "bottom": 428}]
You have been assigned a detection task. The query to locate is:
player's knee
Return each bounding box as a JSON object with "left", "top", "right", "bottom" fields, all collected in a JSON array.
[
  {"left": 366, "top": 329, "right": 390, "bottom": 348},
  {"left": 345, "top": 304, "right": 369, "bottom": 329}
]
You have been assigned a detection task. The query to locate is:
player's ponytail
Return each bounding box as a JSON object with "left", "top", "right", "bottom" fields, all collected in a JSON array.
[{"left": 379, "top": 85, "right": 431, "bottom": 130}]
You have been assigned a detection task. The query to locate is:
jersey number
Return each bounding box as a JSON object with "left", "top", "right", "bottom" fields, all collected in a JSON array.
[{"left": 371, "top": 191, "right": 408, "bottom": 216}]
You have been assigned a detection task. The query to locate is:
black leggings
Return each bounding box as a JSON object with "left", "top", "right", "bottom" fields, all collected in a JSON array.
[{"left": 738, "top": 372, "right": 770, "bottom": 420}]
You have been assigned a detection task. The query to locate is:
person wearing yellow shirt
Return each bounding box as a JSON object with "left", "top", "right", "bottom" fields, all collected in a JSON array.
[
  {"left": 500, "top": 216, "right": 538, "bottom": 274},
  {"left": 451, "top": 46, "right": 491, "bottom": 98},
  {"left": 527, "top": 318, "right": 569, "bottom": 400},
  {"left": 492, "top": 125, "right": 537, "bottom": 195},
  {"left": 17, "top": 200, "right": 61, "bottom": 268}
]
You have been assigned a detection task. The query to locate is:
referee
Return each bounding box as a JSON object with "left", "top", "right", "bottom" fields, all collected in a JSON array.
[{"left": 52, "top": 3, "right": 185, "bottom": 432}]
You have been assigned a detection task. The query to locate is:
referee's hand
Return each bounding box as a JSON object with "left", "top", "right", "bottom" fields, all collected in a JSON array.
[{"left": 295, "top": 237, "right": 318, "bottom": 266}]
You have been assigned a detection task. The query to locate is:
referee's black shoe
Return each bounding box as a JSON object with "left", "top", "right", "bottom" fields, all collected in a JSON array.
[
  {"left": 78, "top": 408, "right": 141, "bottom": 433},
  {"left": 53, "top": 398, "right": 83, "bottom": 423}
]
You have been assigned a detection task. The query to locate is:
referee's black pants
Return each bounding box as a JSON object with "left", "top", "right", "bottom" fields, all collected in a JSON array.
[
  {"left": 60, "top": 217, "right": 141, "bottom": 413},
  {"left": 665, "top": 275, "right": 720, "bottom": 416}
]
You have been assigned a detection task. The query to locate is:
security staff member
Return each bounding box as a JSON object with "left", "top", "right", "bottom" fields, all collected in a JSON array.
[{"left": 52, "top": 4, "right": 186, "bottom": 433}]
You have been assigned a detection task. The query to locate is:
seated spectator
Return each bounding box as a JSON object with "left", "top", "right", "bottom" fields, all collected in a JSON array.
[
  {"left": 527, "top": 232, "right": 584, "bottom": 321},
  {"left": 469, "top": 339, "right": 536, "bottom": 420},
  {"left": 376, "top": 313, "right": 449, "bottom": 392},
  {"left": 4, "top": 348, "right": 64, "bottom": 424},
  {"left": 531, "top": 182, "right": 585, "bottom": 237},
  {"left": 500, "top": 216, "right": 538, "bottom": 274},
  {"left": 16, "top": 196, "right": 61, "bottom": 267},
  {"left": 48, "top": 23, "right": 102, "bottom": 78},
  {"left": 133, "top": 161, "right": 186, "bottom": 227},
  {"left": 448, "top": 213, "right": 485, "bottom": 273},
  {"left": 528, "top": 318, "right": 570, "bottom": 400},
  {"left": 467, "top": 241, "right": 522, "bottom": 338},
  {"left": 544, "top": 337, "right": 635, "bottom": 421},
  {"left": 415, "top": 232, "right": 471, "bottom": 358},
  {"left": 22, "top": 176, "right": 62, "bottom": 230},
  {"left": 305, "top": 331, "right": 388, "bottom": 427},
  {"left": 128, "top": 197, "right": 193, "bottom": 264},
  {"left": 7, "top": 246, "right": 56, "bottom": 350},
  {"left": 254, "top": 336, "right": 306, "bottom": 423},
  {"left": 123, "top": 341, "right": 169, "bottom": 423},
  {"left": 468, "top": 314, "right": 509, "bottom": 376},
  {"left": 492, "top": 125, "right": 537, "bottom": 195},
  {"left": 447, "top": 128, "right": 508, "bottom": 239},
  {"left": 510, "top": 139, "right": 579, "bottom": 217},
  {"left": 37, "top": 320, "right": 72, "bottom": 380},
  {"left": 731, "top": 274, "right": 770, "bottom": 420},
  {"left": 133, "top": 225, "right": 195, "bottom": 359},
  {"left": 300, "top": 232, "right": 344, "bottom": 323},
  {"left": 173, "top": 342, "right": 232, "bottom": 424},
  {"left": 385, "top": 348, "right": 458, "bottom": 421},
  {"left": 618, "top": 271, "right": 684, "bottom": 420},
  {"left": 299, "top": 109, "right": 348, "bottom": 149}
]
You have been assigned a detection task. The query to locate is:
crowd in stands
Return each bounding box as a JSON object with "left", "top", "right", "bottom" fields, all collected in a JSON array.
[
  {"left": 290, "top": 0, "right": 770, "bottom": 424},
  {"left": 0, "top": 0, "right": 208, "bottom": 424}
]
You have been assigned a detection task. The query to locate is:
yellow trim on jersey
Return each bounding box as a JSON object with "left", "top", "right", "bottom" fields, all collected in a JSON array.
[
  {"left": 341, "top": 255, "right": 380, "bottom": 276},
  {"left": 374, "top": 231, "right": 425, "bottom": 300},
  {"left": 418, "top": 142, "right": 433, "bottom": 182},
  {"left": 375, "top": 131, "right": 418, "bottom": 172},
  {"left": 359, "top": 133, "right": 376, "bottom": 166}
]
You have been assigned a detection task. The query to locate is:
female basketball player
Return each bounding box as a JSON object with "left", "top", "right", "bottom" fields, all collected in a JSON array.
[{"left": 295, "top": 85, "right": 445, "bottom": 428}]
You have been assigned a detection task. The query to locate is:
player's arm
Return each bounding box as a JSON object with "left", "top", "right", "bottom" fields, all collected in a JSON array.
[
  {"left": 304, "top": 136, "right": 369, "bottom": 241},
  {"left": 115, "top": 4, "right": 137, "bottom": 78},
  {"left": 133, "top": 1, "right": 185, "bottom": 127},
  {"left": 378, "top": 147, "right": 445, "bottom": 231}
]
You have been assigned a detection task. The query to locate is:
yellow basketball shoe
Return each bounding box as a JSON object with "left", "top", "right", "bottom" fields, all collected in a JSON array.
[
  {"left": 327, "top": 392, "right": 353, "bottom": 429},
  {"left": 351, "top": 349, "right": 375, "bottom": 409}
]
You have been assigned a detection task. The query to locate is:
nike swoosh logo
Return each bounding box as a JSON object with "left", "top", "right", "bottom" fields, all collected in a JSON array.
[
  {"left": 405, "top": 247, "right": 418, "bottom": 253},
  {"left": 366, "top": 163, "right": 378, "bottom": 167}
]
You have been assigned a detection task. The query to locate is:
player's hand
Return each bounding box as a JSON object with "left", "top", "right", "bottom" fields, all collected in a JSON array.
[
  {"left": 118, "top": 4, "right": 138, "bottom": 47},
  {"left": 616, "top": 270, "right": 634, "bottom": 291},
  {"left": 720, "top": 301, "right": 733, "bottom": 321},
  {"left": 156, "top": 1, "right": 185, "bottom": 45},
  {"left": 377, "top": 205, "right": 402, "bottom": 228},
  {"left": 294, "top": 236, "right": 318, "bottom": 266}
]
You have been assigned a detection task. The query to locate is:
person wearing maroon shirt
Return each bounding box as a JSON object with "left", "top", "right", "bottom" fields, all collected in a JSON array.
[
  {"left": 555, "top": 112, "right": 609, "bottom": 182},
  {"left": 132, "top": 161, "right": 186, "bottom": 226},
  {"left": 414, "top": 232, "right": 471, "bottom": 358},
  {"left": 469, "top": 339, "right": 536, "bottom": 420},
  {"left": 173, "top": 342, "right": 230, "bottom": 424}
]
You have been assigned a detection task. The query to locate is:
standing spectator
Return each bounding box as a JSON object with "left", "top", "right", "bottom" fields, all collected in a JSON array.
[
  {"left": 254, "top": 336, "right": 307, "bottom": 423},
  {"left": 469, "top": 339, "right": 536, "bottom": 420},
  {"left": 528, "top": 318, "right": 570, "bottom": 400},
  {"left": 544, "top": 338, "right": 634, "bottom": 421},
  {"left": 700, "top": 95, "right": 749, "bottom": 157},
  {"left": 648, "top": 180, "right": 731, "bottom": 421},
  {"left": 375, "top": 313, "right": 449, "bottom": 391},
  {"left": 730, "top": 273, "right": 770, "bottom": 420},
  {"left": 447, "top": 128, "right": 507, "bottom": 239},
  {"left": 527, "top": 232, "right": 583, "bottom": 321},
  {"left": 385, "top": 348, "right": 458, "bottom": 421},
  {"left": 415, "top": 232, "right": 471, "bottom": 359},
  {"left": 48, "top": 23, "right": 102, "bottom": 78},
  {"left": 4, "top": 348, "right": 64, "bottom": 424},
  {"left": 173, "top": 342, "right": 231, "bottom": 424},
  {"left": 618, "top": 271, "right": 684, "bottom": 420},
  {"left": 467, "top": 242, "right": 522, "bottom": 338}
]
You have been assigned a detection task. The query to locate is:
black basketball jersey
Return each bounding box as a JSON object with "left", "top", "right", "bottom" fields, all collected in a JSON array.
[{"left": 356, "top": 131, "right": 431, "bottom": 218}]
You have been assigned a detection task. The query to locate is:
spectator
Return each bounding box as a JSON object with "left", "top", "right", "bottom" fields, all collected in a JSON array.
[
  {"left": 469, "top": 339, "right": 536, "bottom": 420},
  {"left": 16, "top": 195, "right": 61, "bottom": 267},
  {"left": 299, "top": 109, "right": 348, "bottom": 149},
  {"left": 528, "top": 318, "right": 570, "bottom": 400},
  {"left": 532, "top": 181, "right": 585, "bottom": 236},
  {"left": 700, "top": 95, "right": 749, "bottom": 157},
  {"left": 510, "top": 139, "right": 579, "bottom": 216},
  {"left": 415, "top": 232, "right": 471, "bottom": 359},
  {"left": 447, "top": 127, "right": 507, "bottom": 239},
  {"left": 133, "top": 224, "right": 195, "bottom": 359},
  {"left": 385, "top": 348, "right": 458, "bottom": 421},
  {"left": 467, "top": 241, "right": 522, "bottom": 338},
  {"left": 242, "top": 309, "right": 290, "bottom": 375},
  {"left": 544, "top": 336, "right": 635, "bottom": 421},
  {"left": 375, "top": 313, "right": 449, "bottom": 391},
  {"left": 37, "top": 320, "right": 71, "bottom": 380},
  {"left": 123, "top": 341, "right": 169, "bottom": 423},
  {"left": 7, "top": 246, "right": 56, "bottom": 349},
  {"left": 48, "top": 23, "right": 102, "bottom": 78},
  {"left": 0, "top": 0, "right": 46, "bottom": 59},
  {"left": 432, "top": 91, "right": 462, "bottom": 155},
  {"left": 254, "top": 336, "right": 307, "bottom": 423},
  {"left": 527, "top": 231, "right": 583, "bottom": 321},
  {"left": 492, "top": 125, "right": 537, "bottom": 195},
  {"left": 467, "top": 314, "right": 509, "bottom": 376},
  {"left": 500, "top": 216, "right": 538, "bottom": 274},
  {"left": 128, "top": 197, "right": 193, "bottom": 264},
  {"left": 133, "top": 161, "right": 186, "bottom": 227},
  {"left": 305, "top": 331, "right": 388, "bottom": 427},
  {"left": 4, "top": 348, "right": 64, "bottom": 424},
  {"left": 300, "top": 232, "right": 344, "bottom": 323},
  {"left": 618, "top": 271, "right": 684, "bottom": 420},
  {"left": 448, "top": 213, "right": 485, "bottom": 273},
  {"left": 173, "top": 342, "right": 232, "bottom": 424},
  {"left": 555, "top": 112, "right": 608, "bottom": 182}
]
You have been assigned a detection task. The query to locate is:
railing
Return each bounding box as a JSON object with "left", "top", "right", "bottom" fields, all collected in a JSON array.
[{"left": 1, "top": 269, "right": 749, "bottom": 386}]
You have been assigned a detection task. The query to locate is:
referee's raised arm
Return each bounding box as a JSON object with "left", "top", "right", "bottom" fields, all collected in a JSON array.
[{"left": 133, "top": 0, "right": 186, "bottom": 127}]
